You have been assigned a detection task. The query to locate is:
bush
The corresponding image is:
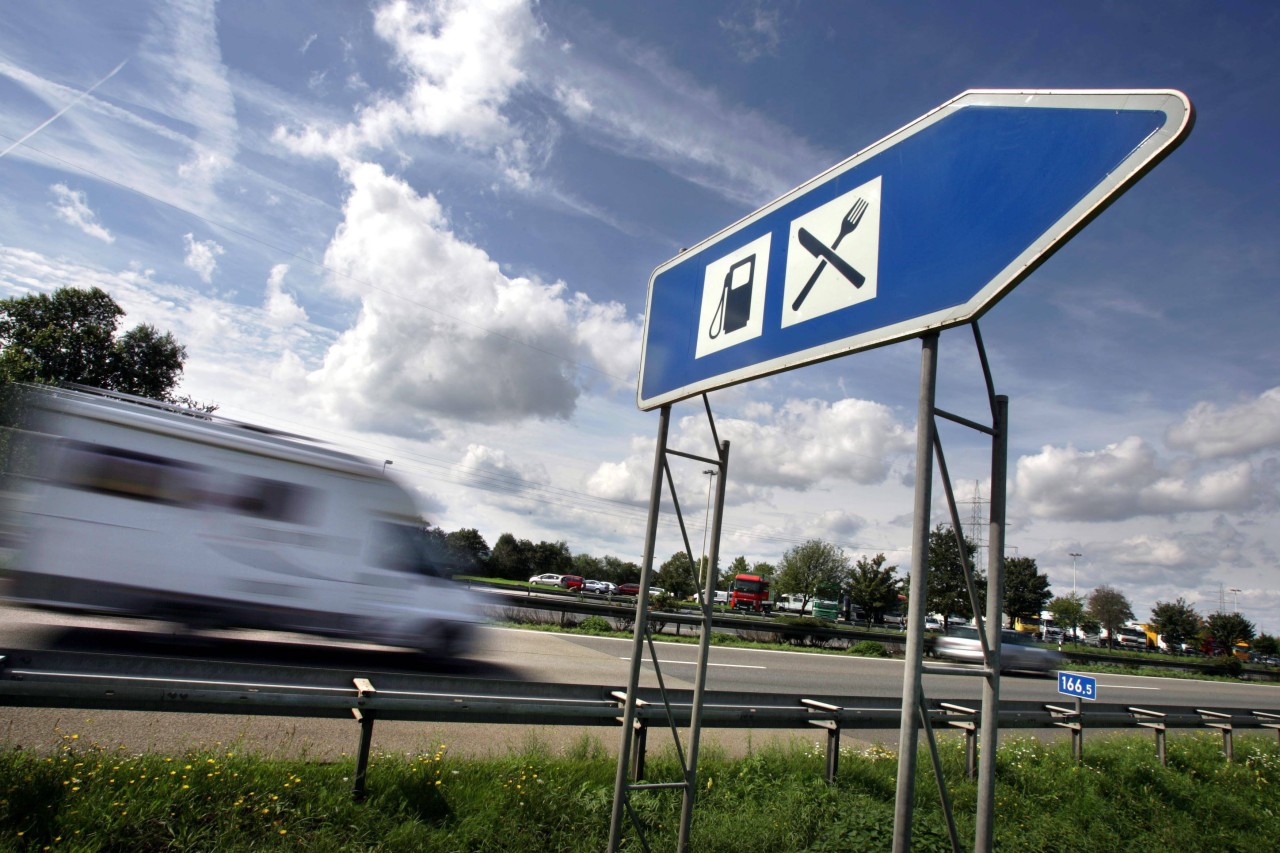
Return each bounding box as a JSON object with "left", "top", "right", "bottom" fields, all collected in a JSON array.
[
  {"left": 848, "top": 640, "right": 889, "bottom": 658},
  {"left": 577, "top": 615, "right": 612, "bottom": 634}
]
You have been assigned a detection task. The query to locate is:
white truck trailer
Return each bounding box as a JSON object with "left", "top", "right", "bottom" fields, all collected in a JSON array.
[{"left": 2, "top": 385, "right": 482, "bottom": 655}]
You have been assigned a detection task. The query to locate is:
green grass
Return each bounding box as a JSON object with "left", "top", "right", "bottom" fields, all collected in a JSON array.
[{"left": 3, "top": 730, "right": 1277, "bottom": 851}]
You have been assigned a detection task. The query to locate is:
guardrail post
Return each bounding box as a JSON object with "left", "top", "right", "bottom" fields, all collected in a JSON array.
[
  {"left": 1255, "top": 711, "right": 1280, "bottom": 747},
  {"left": 1046, "top": 702, "right": 1083, "bottom": 764},
  {"left": 1199, "top": 709, "right": 1233, "bottom": 761},
  {"left": 1130, "top": 707, "right": 1167, "bottom": 766},
  {"left": 351, "top": 677, "right": 377, "bottom": 802},
  {"left": 940, "top": 702, "right": 978, "bottom": 779},
  {"left": 802, "top": 699, "right": 842, "bottom": 783}
]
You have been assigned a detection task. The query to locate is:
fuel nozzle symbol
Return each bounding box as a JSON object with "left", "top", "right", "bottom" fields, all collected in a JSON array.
[{"left": 709, "top": 254, "right": 756, "bottom": 338}]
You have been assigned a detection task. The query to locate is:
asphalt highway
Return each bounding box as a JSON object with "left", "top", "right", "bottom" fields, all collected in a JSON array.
[{"left": 2, "top": 606, "right": 1277, "bottom": 760}]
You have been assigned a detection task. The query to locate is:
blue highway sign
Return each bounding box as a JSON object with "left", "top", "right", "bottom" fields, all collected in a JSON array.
[
  {"left": 1058, "top": 672, "right": 1098, "bottom": 701},
  {"left": 637, "top": 89, "right": 1193, "bottom": 410}
]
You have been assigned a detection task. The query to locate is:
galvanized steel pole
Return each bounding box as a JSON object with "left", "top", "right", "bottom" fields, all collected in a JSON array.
[
  {"left": 608, "top": 404, "right": 671, "bottom": 851},
  {"left": 892, "top": 333, "right": 939, "bottom": 853},
  {"left": 677, "top": 439, "right": 729, "bottom": 853},
  {"left": 975, "top": 395, "right": 1008, "bottom": 851}
]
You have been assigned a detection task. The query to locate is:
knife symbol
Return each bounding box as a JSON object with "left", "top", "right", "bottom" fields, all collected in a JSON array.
[{"left": 797, "top": 227, "right": 865, "bottom": 291}]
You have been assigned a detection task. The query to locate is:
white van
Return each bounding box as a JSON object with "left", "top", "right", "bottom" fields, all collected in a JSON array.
[{"left": 2, "top": 385, "right": 482, "bottom": 655}]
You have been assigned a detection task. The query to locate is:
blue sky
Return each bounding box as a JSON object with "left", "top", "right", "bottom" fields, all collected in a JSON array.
[{"left": 2, "top": 1, "right": 1278, "bottom": 631}]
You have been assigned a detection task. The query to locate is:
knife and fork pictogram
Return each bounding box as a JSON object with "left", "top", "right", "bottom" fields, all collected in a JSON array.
[{"left": 791, "top": 197, "right": 868, "bottom": 312}]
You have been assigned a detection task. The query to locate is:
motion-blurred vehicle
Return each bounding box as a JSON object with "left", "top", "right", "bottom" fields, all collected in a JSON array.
[
  {"left": 1, "top": 385, "right": 482, "bottom": 655},
  {"left": 558, "top": 574, "right": 584, "bottom": 590},
  {"left": 529, "top": 573, "right": 563, "bottom": 586},
  {"left": 582, "top": 579, "right": 614, "bottom": 594},
  {"left": 933, "top": 626, "right": 1063, "bottom": 674}
]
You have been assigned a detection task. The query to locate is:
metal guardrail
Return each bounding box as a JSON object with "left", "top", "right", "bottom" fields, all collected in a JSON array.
[{"left": 3, "top": 648, "right": 1280, "bottom": 800}]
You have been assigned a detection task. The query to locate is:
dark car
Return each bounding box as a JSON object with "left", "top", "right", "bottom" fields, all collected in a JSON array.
[
  {"left": 617, "top": 583, "right": 664, "bottom": 597},
  {"left": 559, "top": 575, "right": 584, "bottom": 590}
]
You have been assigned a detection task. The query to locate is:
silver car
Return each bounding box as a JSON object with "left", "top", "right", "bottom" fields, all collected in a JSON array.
[{"left": 932, "top": 627, "right": 1063, "bottom": 674}]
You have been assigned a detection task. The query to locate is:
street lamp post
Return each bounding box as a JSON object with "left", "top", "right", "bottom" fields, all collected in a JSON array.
[
  {"left": 1069, "top": 552, "right": 1082, "bottom": 596},
  {"left": 699, "top": 469, "right": 718, "bottom": 595},
  {"left": 1229, "top": 587, "right": 1242, "bottom": 613},
  {"left": 382, "top": 460, "right": 393, "bottom": 473}
]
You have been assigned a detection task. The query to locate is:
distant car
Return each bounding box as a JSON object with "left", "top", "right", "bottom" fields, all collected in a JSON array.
[
  {"left": 582, "top": 579, "right": 612, "bottom": 594},
  {"left": 712, "top": 590, "right": 729, "bottom": 604},
  {"left": 933, "top": 627, "right": 1063, "bottom": 674},
  {"left": 617, "top": 583, "right": 663, "bottom": 597},
  {"left": 529, "top": 573, "right": 562, "bottom": 586},
  {"left": 924, "top": 618, "right": 944, "bottom": 631},
  {"left": 559, "top": 575, "right": 584, "bottom": 590}
]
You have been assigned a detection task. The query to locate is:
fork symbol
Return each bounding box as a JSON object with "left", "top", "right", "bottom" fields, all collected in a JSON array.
[{"left": 791, "top": 197, "right": 868, "bottom": 312}]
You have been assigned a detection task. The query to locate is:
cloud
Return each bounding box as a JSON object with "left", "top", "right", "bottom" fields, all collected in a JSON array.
[
  {"left": 49, "top": 184, "right": 113, "bottom": 243},
  {"left": 142, "top": 0, "right": 239, "bottom": 191},
  {"left": 1166, "top": 387, "right": 1280, "bottom": 459},
  {"left": 1015, "top": 436, "right": 1260, "bottom": 522},
  {"left": 305, "top": 162, "right": 640, "bottom": 434},
  {"left": 182, "top": 233, "right": 225, "bottom": 283},
  {"left": 264, "top": 264, "right": 308, "bottom": 325},
  {"left": 585, "top": 397, "right": 914, "bottom": 505},
  {"left": 276, "top": 0, "right": 541, "bottom": 177},
  {"left": 719, "top": 1, "right": 783, "bottom": 62}
]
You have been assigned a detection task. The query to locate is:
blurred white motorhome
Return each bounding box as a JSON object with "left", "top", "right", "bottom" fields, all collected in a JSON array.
[{"left": 2, "top": 385, "right": 482, "bottom": 655}]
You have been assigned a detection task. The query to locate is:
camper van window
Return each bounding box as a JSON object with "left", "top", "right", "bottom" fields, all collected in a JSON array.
[
  {"left": 369, "top": 522, "right": 444, "bottom": 578},
  {"left": 226, "top": 477, "right": 312, "bottom": 524},
  {"left": 56, "top": 442, "right": 201, "bottom": 506}
]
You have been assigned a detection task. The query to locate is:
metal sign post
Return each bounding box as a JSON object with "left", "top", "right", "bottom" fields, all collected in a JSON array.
[{"left": 892, "top": 333, "right": 940, "bottom": 852}]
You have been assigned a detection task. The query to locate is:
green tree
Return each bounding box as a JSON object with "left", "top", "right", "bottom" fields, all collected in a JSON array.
[
  {"left": 843, "top": 553, "right": 900, "bottom": 623},
  {"left": 1004, "top": 556, "right": 1052, "bottom": 624},
  {"left": 1048, "top": 593, "right": 1087, "bottom": 641},
  {"left": 530, "top": 540, "right": 573, "bottom": 576},
  {"left": 1148, "top": 597, "right": 1202, "bottom": 650},
  {"left": 774, "top": 539, "right": 849, "bottom": 614},
  {"left": 1087, "top": 585, "right": 1133, "bottom": 650},
  {"left": 489, "top": 533, "right": 532, "bottom": 580},
  {"left": 1252, "top": 632, "right": 1278, "bottom": 657},
  {"left": 1205, "top": 611, "right": 1256, "bottom": 652},
  {"left": 927, "top": 525, "right": 982, "bottom": 626},
  {"left": 444, "top": 528, "right": 490, "bottom": 572},
  {"left": 0, "top": 287, "right": 188, "bottom": 400},
  {"left": 655, "top": 551, "right": 698, "bottom": 599},
  {"left": 599, "top": 555, "right": 640, "bottom": 586},
  {"left": 750, "top": 560, "right": 776, "bottom": 580},
  {"left": 572, "top": 553, "right": 604, "bottom": 579},
  {"left": 723, "top": 555, "right": 751, "bottom": 590}
]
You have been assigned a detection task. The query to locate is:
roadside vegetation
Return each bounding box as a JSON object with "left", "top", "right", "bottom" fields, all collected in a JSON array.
[{"left": 3, "top": 729, "right": 1276, "bottom": 851}]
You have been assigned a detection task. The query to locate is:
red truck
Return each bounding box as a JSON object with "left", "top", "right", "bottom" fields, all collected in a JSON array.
[{"left": 729, "top": 574, "right": 771, "bottom": 614}]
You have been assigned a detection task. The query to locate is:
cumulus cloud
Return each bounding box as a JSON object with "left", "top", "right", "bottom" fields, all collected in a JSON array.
[
  {"left": 454, "top": 443, "right": 549, "bottom": 494},
  {"left": 182, "top": 233, "right": 224, "bottom": 283},
  {"left": 1015, "top": 436, "right": 1259, "bottom": 522},
  {"left": 1166, "top": 387, "right": 1280, "bottom": 459},
  {"left": 585, "top": 397, "right": 914, "bottom": 504},
  {"left": 276, "top": 0, "right": 541, "bottom": 178},
  {"left": 263, "top": 264, "right": 308, "bottom": 325},
  {"left": 49, "top": 184, "right": 113, "bottom": 243},
  {"left": 305, "top": 162, "right": 639, "bottom": 434}
]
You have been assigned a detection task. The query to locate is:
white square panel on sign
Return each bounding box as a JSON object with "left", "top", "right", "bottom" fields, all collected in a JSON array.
[
  {"left": 781, "top": 176, "right": 881, "bottom": 329},
  {"left": 695, "top": 233, "right": 772, "bottom": 359}
]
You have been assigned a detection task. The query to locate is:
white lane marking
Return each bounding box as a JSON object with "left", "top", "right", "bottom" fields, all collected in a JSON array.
[
  {"left": 1097, "top": 684, "right": 1161, "bottom": 690},
  {"left": 620, "top": 657, "right": 765, "bottom": 670}
]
